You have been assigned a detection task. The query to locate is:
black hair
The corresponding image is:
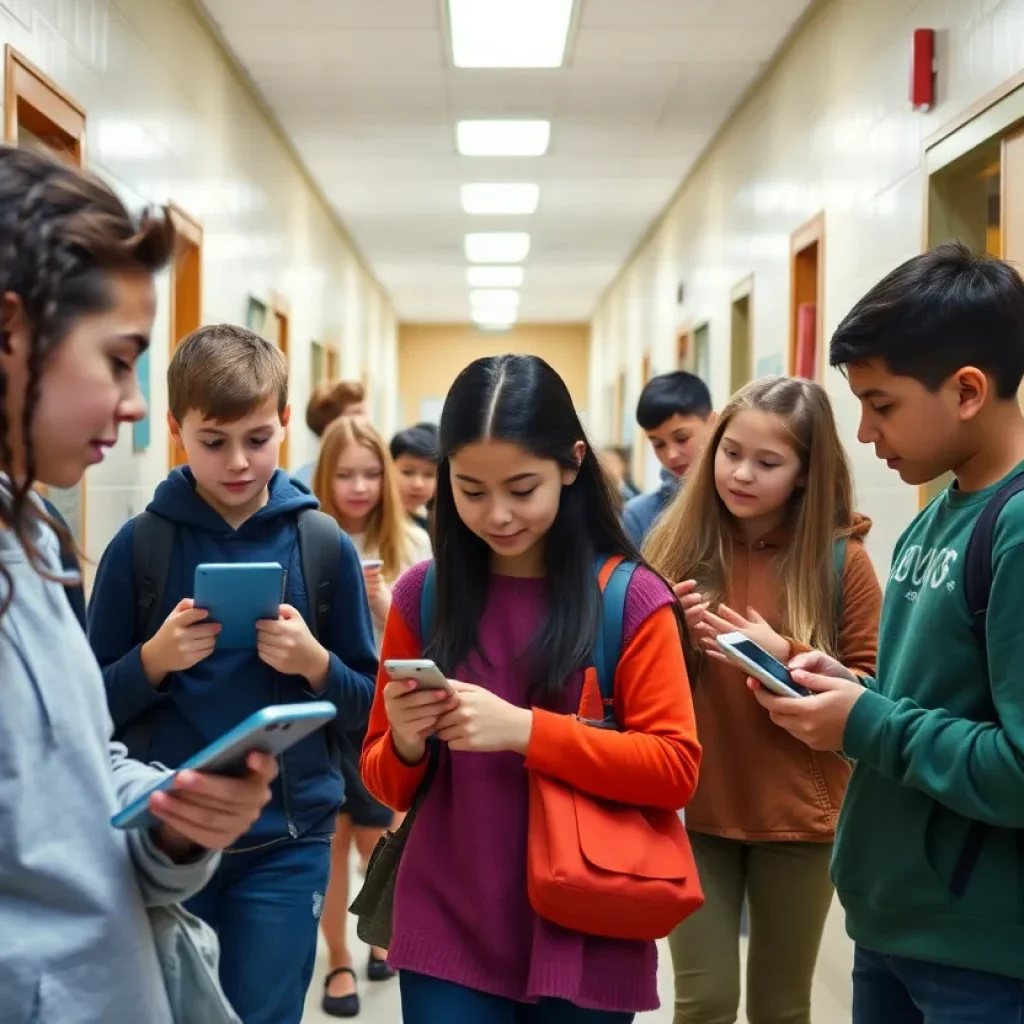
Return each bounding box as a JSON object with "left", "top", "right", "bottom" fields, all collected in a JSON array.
[
  {"left": 390, "top": 422, "right": 439, "bottom": 463},
  {"left": 830, "top": 241, "right": 1024, "bottom": 398},
  {"left": 427, "top": 353, "right": 684, "bottom": 707},
  {"left": 0, "top": 145, "right": 174, "bottom": 621},
  {"left": 636, "top": 371, "right": 712, "bottom": 430}
]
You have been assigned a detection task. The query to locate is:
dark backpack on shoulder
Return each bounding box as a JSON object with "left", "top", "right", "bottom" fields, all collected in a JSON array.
[
  {"left": 130, "top": 508, "right": 341, "bottom": 646},
  {"left": 941, "top": 471, "right": 1024, "bottom": 895}
]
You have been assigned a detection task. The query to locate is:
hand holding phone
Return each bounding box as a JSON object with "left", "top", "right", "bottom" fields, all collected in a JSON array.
[
  {"left": 112, "top": 703, "right": 336, "bottom": 831},
  {"left": 382, "top": 659, "right": 457, "bottom": 760},
  {"left": 361, "top": 559, "right": 384, "bottom": 600},
  {"left": 715, "top": 631, "right": 811, "bottom": 698},
  {"left": 141, "top": 598, "right": 221, "bottom": 687}
]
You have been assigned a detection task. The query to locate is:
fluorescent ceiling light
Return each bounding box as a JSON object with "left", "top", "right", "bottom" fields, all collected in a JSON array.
[
  {"left": 449, "top": 0, "right": 574, "bottom": 69},
  {"left": 456, "top": 120, "right": 551, "bottom": 157},
  {"left": 472, "top": 307, "right": 518, "bottom": 327},
  {"left": 467, "top": 266, "right": 524, "bottom": 288},
  {"left": 470, "top": 289, "right": 520, "bottom": 309},
  {"left": 464, "top": 232, "right": 531, "bottom": 263},
  {"left": 461, "top": 183, "right": 540, "bottom": 215}
]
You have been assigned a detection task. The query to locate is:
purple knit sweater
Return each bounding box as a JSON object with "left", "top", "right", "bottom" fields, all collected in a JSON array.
[{"left": 384, "top": 563, "right": 673, "bottom": 1012}]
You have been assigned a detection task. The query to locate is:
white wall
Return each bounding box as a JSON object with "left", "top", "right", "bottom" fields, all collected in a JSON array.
[
  {"left": 591, "top": 0, "right": 1024, "bottom": 573},
  {"left": 2, "top": 0, "right": 397, "bottom": 564}
]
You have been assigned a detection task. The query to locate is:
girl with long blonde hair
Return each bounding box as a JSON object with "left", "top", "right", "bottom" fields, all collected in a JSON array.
[
  {"left": 645, "top": 376, "right": 882, "bottom": 1024},
  {"left": 313, "top": 416, "right": 430, "bottom": 1018}
]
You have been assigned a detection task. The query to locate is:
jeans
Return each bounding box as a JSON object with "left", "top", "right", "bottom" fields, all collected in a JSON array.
[
  {"left": 187, "top": 835, "right": 332, "bottom": 1024},
  {"left": 852, "top": 945, "right": 1024, "bottom": 1023},
  {"left": 399, "top": 971, "right": 636, "bottom": 1023}
]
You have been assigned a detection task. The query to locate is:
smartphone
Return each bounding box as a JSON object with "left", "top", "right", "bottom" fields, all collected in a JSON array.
[
  {"left": 111, "top": 702, "right": 337, "bottom": 830},
  {"left": 194, "top": 562, "right": 285, "bottom": 650},
  {"left": 360, "top": 558, "right": 384, "bottom": 571},
  {"left": 384, "top": 658, "right": 455, "bottom": 695},
  {"left": 715, "top": 631, "right": 812, "bottom": 698}
]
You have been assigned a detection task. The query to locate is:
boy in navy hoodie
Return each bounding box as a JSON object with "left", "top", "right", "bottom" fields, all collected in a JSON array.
[{"left": 88, "top": 324, "right": 378, "bottom": 1024}]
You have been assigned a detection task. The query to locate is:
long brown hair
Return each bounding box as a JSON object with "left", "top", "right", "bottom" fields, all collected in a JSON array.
[
  {"left": 645, "top": 376, "right": 854, "bottom": 658},
  {"left": 0, "top": 145, "right": 175, "bottom": 621},
  {"left": 313, "top": 416, "right": 408, "bottom": 581}
]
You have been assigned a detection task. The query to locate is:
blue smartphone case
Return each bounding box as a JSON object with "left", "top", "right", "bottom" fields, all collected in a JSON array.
[
  {"left": 193, "top": 562, "right": 285, "bottom": 649},
  {"left": 111, "top": 702, "right": 338, "bottom": 831}
]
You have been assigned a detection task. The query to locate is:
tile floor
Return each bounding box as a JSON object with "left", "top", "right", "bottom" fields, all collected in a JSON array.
[{"left": 302, "top": 861, "right": 853, "bottom": 1023}]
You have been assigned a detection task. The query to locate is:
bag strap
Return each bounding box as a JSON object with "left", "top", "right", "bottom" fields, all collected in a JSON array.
[
  {"left": 592, "top": 555, "right": 638, "bottom": 729},
  {"left": 963, "top": 471, "right": 1024, "bottom": 649},
  {"left": 420, "top": 560, "right": 437, "bottom": 643},
  {"left": 297, "top": 508, "right": 341, "bottom": 643},
  {"left": 831, "top": 536, "right": 848, "bottom": 625},
  {"left": 132, "top": 511, "right": 176, "bottom": 646},
  {"left": 949, "top": 471, "right": 1024, "bottom": 897}
]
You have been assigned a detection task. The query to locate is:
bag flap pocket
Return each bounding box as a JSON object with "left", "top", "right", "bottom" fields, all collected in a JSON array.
[{"left": 573, "top": 789, "right": 691, "bottom": 880}]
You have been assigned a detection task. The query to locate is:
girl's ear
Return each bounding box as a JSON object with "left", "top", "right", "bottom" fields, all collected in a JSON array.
[{"left": 561, "top": 440, "right": 587, "bottom": 486}]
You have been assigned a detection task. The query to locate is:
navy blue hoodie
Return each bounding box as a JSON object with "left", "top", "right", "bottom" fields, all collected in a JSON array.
[{"left": 89, "top": 468, "right": 378, "bottom": 845}]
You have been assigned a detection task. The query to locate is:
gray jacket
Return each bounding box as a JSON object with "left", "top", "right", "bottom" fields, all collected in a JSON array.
[{"left": 0, "top": 504, "right": 219, "bottom": 1023}]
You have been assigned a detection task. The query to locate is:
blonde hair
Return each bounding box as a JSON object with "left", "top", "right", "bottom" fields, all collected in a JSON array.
[
  {"left": 313, "top": 417, "right": 408, "bottom": 581},
  {"left": 645, "top": 376, "right": 854, "bottom": 657}
]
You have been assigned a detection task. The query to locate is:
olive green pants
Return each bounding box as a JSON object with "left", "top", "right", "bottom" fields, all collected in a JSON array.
[{"left": 668, "top": 832, "right": 834, "bottom": 1024}]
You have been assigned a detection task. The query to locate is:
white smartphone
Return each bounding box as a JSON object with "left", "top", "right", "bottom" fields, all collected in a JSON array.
[
  {"left": 361, "top": 558, "right": 384, "bottom": 571},
  {"left": 384, "top": 658, "right": 455, "bottom": 696},
  {"left": 715, "top": 631, "right": 811, "bottom": 698}
]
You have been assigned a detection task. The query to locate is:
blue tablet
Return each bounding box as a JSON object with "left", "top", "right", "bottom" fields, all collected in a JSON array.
[
  {"left": 194, "top": 562, "right": 285, "bottom": 650},
  {"left": 111, "top": 702, "right": 337, "bottom": 830}
]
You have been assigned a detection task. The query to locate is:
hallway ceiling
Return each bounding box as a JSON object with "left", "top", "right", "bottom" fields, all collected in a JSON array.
[{"left": 199, "top": 0, "right": 813, "bottom": 323}]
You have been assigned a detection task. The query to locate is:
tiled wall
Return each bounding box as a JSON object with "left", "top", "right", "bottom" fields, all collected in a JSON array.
[
  {"left": 3, "top": 0, "right": 397, "bottom": 564},
  {"left": 591, "top": 0, "right": 1024, "bottom": 573}
]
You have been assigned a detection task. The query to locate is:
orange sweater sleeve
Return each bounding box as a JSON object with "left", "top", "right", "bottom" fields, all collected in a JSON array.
[
  {"left": 359, "top": 606, "right": 429, "bottom": 812},
  {"left": 523, "top": 604, "right": 701, "bottom": 811},
  {"left": 788, "top": 539, "right": 882, "bottom": 675}
]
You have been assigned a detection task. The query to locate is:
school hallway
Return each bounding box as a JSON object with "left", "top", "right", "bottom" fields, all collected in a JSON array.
[{"left": 301, "top": 861, "right": 854, "bottom": 1023}]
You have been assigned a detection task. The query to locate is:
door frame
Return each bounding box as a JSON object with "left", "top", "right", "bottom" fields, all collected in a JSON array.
[
  {"left": 918, "top": 75, "right": 1024, "bottom": 507},
  {"left": 789, "top": 212, "right": 825, "bottom": 379},
  {"left": 167, "top": 204, "right": 203, "bottom": 468}
]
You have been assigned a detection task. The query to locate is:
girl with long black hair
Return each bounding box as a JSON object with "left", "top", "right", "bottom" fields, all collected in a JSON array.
[{"left": 361, "top": 354, "right": 701, "bottom": 1022}]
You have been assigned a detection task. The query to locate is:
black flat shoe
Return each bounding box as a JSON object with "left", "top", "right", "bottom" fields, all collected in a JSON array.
[
  {"left": 367, "top": 951, "right": 396, "bottom": 982},
  {"left": 322, "top": 967, "right": 360, "bottom": 1018}
]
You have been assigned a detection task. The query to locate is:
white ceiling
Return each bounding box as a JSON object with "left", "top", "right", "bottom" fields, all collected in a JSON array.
[{"left": 198, "top": 0, "right": 814, "bottom": 323}]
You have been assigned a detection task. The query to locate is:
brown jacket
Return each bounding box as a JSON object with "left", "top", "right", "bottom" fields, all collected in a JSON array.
[{"left": 685, "top": 515, "right": 881, "bottom": 842}]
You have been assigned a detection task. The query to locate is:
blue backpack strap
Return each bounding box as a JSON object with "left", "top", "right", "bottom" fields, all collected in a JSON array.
[
  {"left": 592, "top": 556, "right": 639, "bottom": 729},
  {"left": 420, "top": 561, "right": 437, "bottom": 643}
]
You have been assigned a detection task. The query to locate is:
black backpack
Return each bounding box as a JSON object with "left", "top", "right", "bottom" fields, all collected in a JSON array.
[
  {"left": 939, "top": 470, "right": 1024, "bottom": 896},
  {"left": 130, "top": 507, "right": 341, "bottom": 646}
]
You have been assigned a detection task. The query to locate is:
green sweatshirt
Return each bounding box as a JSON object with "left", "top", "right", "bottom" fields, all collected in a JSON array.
[{"left": 834, "top": 463, "right": 1024, "bottom": 980}]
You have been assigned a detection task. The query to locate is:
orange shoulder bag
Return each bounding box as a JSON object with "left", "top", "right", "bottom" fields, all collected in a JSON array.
[{"left": 526, "top": 556, "right": 704, "bottom": 941}]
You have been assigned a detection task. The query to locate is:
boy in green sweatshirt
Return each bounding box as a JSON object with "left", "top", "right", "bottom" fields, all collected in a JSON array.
[{"left": 749, "top": 242, "right": 1024, "bottom": 1022}]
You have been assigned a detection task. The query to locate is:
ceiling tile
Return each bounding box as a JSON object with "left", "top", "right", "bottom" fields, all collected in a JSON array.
[{"left": 204, "top": 0, "right": 438, "bottom": 30}]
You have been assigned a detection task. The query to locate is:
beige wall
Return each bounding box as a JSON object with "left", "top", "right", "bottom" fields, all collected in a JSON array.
[
  {"left": 5, "top": 0, "right": 396, "bottom": 564},
  {"left": 591, "top": 0, "right": 1024, "bottom": 575},
  {"left": 398, "top": 322, "right": 591, "bottom": 429}
]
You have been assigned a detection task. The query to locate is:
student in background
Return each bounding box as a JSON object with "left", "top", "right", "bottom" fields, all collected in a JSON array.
[
  {"left": 601, "top": 446, "right": 640, "bottom": 503},
  {"left": 750, "top": 244, "right": 1024, "bottom": 1023},
  {"left": 623, "top": 371, "right": 714, "bottom": 546},
  {"left": 0, "top": 144, "right": 273, "bottom": 1024},
  {"left": 362, "top": 353, "right": 700, "bottom": 1023},
  {"left": 645, "top": 376, "right": 881, "bottom": 1024},
  {"left": 88, "top": 326, "right": 378, "bottom": 1024},
  {"left": 313, "top": 415, "right": 431, "bottom": 1019},
  {"left": 293, "top": 379, "right": 367, "bottom": 488},
  {"left": 390, "top": 422, "right": 439, "bottom": 532}
]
